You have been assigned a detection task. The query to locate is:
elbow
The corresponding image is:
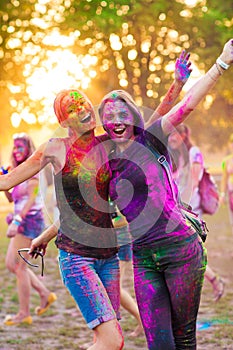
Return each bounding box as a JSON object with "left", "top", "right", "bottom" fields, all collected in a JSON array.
[{"left": 0, "top": 176, "right": 12, "bottom": 192}]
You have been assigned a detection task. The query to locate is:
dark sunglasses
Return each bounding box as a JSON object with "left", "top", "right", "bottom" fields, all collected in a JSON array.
[{"left": 18, "top": 248, "right": 44, "bottom": 276}]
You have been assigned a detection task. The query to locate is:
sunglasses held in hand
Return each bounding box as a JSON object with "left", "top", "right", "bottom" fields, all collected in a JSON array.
[{"left": 18, "top": 248, "right": 44, "bottom": 276}]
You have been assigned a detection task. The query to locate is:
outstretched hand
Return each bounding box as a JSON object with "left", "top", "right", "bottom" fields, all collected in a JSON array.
[
  {"left": 175, "top": 50, "right": 193, "bottom": 84},
  {"left": 220, "top": 38, "right": 233, "bottom": 65}
]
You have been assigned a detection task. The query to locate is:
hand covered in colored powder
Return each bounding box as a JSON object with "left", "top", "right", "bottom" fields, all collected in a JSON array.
[
  {"left": 175, "top": 50, "right": 193, "bottom": 84},
  {"left": 0, "top": 166, "right": 11, "bottom": 175}
]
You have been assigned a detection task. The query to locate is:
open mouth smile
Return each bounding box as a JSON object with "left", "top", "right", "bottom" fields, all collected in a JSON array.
[
  {"left": 113, "top": 126, "right": 126, "bottom": 135},
  {"left": 80, "top": 112, "right": 92, "bottom": 123}
]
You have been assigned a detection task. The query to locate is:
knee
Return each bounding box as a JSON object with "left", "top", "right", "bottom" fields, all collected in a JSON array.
[
  {"left": 5, "top": 258, "right": 16, "bottom": 273},
  {"left": 95, "top": 320, "right": 124, "bottom": 350}
]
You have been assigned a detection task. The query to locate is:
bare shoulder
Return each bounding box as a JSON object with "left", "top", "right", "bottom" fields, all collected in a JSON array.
[
  {"left": 44, "top": 138, "right": 66, "bottom": 154},
  {"left": 43, "top": 137, "right": 67, "bottom": 173}
]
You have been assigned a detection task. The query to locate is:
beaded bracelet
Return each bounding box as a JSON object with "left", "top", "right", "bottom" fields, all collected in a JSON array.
[
  {"left": 207, "top": 71, "right": 217, "bottom": 82},
  {"left": 215, "top": 63, "right": 223, "bottom": 75}
]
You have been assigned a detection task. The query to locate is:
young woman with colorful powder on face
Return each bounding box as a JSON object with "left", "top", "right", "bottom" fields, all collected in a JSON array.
[
  {"left": 0, "top": 52, "right": 192, "bottom": 348},
  {"left": 101, "top": 50, "right": 193, "bottom": 340},
  {"left": 98, "top": 39, "right": 233, "bottom": 349},
  {"left": 0, "top": 91, "right": 124, "bottom": 350},
  {"left": 3, "top": 133, "right": 56, "bottom": 326}
]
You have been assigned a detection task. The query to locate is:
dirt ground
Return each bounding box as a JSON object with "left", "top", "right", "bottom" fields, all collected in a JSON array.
[{"left": 0, "top": 202, "right": 233, "bottom": 350}]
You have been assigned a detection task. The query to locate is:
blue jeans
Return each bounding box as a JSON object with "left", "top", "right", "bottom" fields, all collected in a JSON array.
[
  {"left": 58, "top": 250, "right": 120, "bottom": 329},
  {"left": 133, "top": 235, "right": 207, "bottom": 350}
]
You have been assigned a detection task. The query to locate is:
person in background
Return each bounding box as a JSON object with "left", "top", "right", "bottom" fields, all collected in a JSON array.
[
  {"left": 220, "top": 133, "right": 233, "bottom": 234},
  {"left": 168, "top": 124, "right": 224, "bottom": 302},
  {"left": 98, "top": 39, "right": 233, "bottom": 349},
  {"left": 3, "top": 133, "right": 56, "bottom": 326}
]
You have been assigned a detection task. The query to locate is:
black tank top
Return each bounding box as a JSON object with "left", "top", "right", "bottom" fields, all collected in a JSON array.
[{"left": 54, "top": 137, "right": 118, "bottom": 258}]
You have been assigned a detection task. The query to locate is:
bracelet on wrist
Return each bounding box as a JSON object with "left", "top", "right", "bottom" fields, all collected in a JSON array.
[
  {"left": 12, "top": 220, "right": 21, "bottom": 227},
  {"left": 207, "top": 71, "right": 217, "bottom": 82},
  {"left": 215, "top": 63, "right": 223, "bottom": 75},
  {"left": 216, "top": 57, "right": 230, "bottom": 70}
]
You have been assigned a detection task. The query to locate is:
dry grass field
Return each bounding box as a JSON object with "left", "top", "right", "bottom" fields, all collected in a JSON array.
[{"left": 0, "top": 196, "right": 233, "bottom": 349}]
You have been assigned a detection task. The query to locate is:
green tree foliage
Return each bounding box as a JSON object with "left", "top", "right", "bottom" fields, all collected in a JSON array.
[{"left": 0, "top": 0, "right": 232, "bottom": 147}]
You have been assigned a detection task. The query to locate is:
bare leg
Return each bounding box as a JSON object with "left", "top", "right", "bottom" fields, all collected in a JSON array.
[
  {"left": 5, "top": 235, "right": 32, "bottom": 320},
  {"left": 119, "top": 260, "right": 144, "bottom": 337},
  {"left": 88, "top": 319, "right": 124, "bottom": 350},
  {"left": 27, "top": 268, "right": 56, "bottom": 310},
  {"left": 5, "top": 234, "right": 54, "bottom": 321}
]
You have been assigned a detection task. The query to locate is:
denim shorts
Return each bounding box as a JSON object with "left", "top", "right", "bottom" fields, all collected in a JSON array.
[
  {"left": 20, "top": 211, "right": 45, "bottom": 239},
  {"left": 58, "top": 249, "right": 120, "bottom": 329}
]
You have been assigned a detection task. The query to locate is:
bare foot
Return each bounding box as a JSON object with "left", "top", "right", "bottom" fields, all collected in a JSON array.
[{"left": 129, "top": 324, "right": 144, "bottom": 337}]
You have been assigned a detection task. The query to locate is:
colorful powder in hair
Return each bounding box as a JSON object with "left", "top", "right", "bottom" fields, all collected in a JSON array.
[{"left": 54, "top": 90, "right": 92, "bottom": 124}]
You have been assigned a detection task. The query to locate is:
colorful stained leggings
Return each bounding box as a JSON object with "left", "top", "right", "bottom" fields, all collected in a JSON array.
[
  {"left": 58, "top": 250, "right": 120, "bottom": 329},
  {"left": 133, "top": 234, "right": 207, "bottom": 350}
]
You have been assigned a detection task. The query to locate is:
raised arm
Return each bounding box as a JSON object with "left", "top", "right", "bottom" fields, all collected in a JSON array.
[
  {"left": 161, "top": 39, "right": 233, "bottom": 135},
  {"left": 146, "top": 50, "right": 192, "bottom": 127}
]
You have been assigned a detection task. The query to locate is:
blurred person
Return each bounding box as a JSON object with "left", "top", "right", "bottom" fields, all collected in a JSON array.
[
  {"left": 168, "top": 124, "right": 224, "bottom": 302},
  {"left": 220, "top": 133, "right": 233, "bottom": 234},
  {"left": 3, "top": 133, "right": 56, "bottom": 326},
  {"left": 98, "top": 39, "right": 233, "bottom": 349}
]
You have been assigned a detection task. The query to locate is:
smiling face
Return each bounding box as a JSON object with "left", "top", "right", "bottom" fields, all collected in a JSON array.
[
  {"left": 54, "top": 90, "right": 96, "bottom": 134},
  {"left": 13, "top": 139, "right": 30, "bottom": 164},
  {"left": 102, "top": 99, "right": 135, "bottom": 143}
]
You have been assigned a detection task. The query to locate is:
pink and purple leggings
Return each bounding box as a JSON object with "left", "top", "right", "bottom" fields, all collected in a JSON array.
[{"left": 133, "top": 234, "right": 207, "bottom": 350}]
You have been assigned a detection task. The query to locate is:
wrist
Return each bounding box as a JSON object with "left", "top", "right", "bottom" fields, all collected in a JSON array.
[
  {"left": 13, "top": 214, "right": 23, "bottom": 224},
  {"left": 12, "top": 219, "right": 21, "bottom": 226},
  {"left": 217, "top": 55, "right": 230, "bottom": 69},
  {"left": 174, "top": 79, "right": 184, "bottom": 86}
]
